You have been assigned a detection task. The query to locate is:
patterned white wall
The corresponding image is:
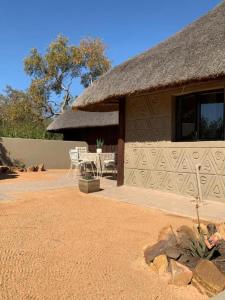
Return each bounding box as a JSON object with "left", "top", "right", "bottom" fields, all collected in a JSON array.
[{"left": 125, "top": 93, "right": 225, "bottom": 202}]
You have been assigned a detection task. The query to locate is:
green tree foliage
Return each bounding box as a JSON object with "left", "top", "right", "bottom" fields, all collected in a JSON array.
[
  {"left": 0, "top": 86, "right": 62, "bottom": 139},
  {"left": 24, "top": 35, "right": 111, "bottom": 115}
]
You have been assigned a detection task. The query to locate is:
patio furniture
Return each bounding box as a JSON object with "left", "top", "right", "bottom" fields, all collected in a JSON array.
[
  {"left": 68, "top": 149, "right": 83, "bottom": 177},
  {"left": 79, "top": 152, "right": 97, "bottom": 177},
  {"left": 103, "top": 153, "right": 116, "bottom": 176},
  {"left": 96, "top": 152, "right": 116, "bottom": 177},
  {"left": 75, "top": 146, "right": 87, "bottom": 159}
]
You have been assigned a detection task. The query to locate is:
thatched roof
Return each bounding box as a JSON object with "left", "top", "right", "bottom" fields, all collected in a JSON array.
[
  {"left": 73, "top": 2, "right": 225, "bottom": 111},
  {"left": 47, "top": 110, "right": 118, "bottom": 132}
]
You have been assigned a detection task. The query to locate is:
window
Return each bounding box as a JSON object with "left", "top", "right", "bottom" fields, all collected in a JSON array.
[{"left": 176, "top": 89, "right": 224, "bottom": 141}]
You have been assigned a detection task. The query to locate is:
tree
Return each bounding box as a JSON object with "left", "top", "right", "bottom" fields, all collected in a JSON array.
[
  {"left": 24, "top": 35, "right": 111, "bottom": 116},
  {"left": 0, "top": 86, "right": 60, "bottom": 139}
]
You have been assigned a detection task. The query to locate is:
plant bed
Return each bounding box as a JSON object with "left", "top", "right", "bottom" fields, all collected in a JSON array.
[
  {"left": 144, "top": 223, "right": 225, "bottom": 297},
  {"left": 78, "top": 175, "right": 100, "bottom": 193}
]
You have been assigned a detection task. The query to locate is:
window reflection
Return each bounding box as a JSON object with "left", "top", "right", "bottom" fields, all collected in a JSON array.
[{"left": 176, "top": 90, "right": 224, "bottom": 141}]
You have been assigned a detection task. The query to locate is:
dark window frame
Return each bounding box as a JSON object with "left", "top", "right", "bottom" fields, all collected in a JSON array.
[{"left": 175, "top": 89, "right": 225, "bottom": 142}]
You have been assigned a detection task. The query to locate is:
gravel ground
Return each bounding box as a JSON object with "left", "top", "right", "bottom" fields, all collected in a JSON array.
[
  {"left": 0, "top": 171, "right": 207, "bottom": 300},
  {"left": 0, "top": 170, "right": 77, "bottom": 201}
]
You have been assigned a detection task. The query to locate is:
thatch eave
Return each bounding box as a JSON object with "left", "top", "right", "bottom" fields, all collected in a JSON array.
[
  {"left": 72, "top": 2, "right": 225, "bottom": 112},
  {"left": 74, "top": 74, "right": 225, "bottom": 112}
]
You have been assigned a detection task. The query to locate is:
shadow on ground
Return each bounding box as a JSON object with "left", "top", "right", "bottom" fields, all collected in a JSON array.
[{"left": 0, "top": 170, "right": 19, "bottom": 180}]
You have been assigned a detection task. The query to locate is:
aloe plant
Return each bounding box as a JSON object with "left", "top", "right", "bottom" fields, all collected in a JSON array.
[
  {"left": 188, "top": 233, "right": 217, "bottom": 260},
  {"left": 96, "top": 138, "right": 104, "bottom": 149}
]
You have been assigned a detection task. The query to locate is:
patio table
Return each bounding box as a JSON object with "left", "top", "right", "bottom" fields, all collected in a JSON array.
[{"left": 79, "top": 152, "right": 116, "bottom": 177}]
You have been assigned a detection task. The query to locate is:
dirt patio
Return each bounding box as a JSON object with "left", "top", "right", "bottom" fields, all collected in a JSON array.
[{"left": 0, "top": 171, "right": 207, "bottom": 299}]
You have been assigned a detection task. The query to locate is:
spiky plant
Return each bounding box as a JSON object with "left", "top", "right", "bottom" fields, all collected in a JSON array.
[
  {"left": 96, "top": 138, "right": 104, "bottom": 149},
  {"left": 188, "top": 233, "right": 217, "bottom": 260}
]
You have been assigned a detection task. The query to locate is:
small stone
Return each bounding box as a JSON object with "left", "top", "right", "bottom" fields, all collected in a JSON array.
[
  {"left": 153, "top": 255, "right": 168, "bottom": 274},
  {"left": 170, "top": 260, "right": 193, "bottom": 286},
  {"left": 27, "top": 165, "right": 38, "bottom": 172},
  {"left": 193, "top": 259, "right": 225, "bottom": 297},
  {"left": 144, "top": 240, "right": 168, "bottom": 264},
  {"left": 165, "top": 246, "right": 182, "bottom": 260},
  {"left": 38, "top": 163, "right": 46, "bottom": 171}
]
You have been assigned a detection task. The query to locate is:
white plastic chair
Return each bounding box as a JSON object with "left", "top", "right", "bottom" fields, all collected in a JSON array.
[
  {"left": 102, "top": 153, "right": 116, "bottom": 176},
  {"left": 96, "top": 153, "right": 116, "bottom": 177},
  {"left": 75, "top": 146, "right": 87, "bottom": 160},
  {"left": 68, "top": 149, "right": 83, "bottom": 177}
]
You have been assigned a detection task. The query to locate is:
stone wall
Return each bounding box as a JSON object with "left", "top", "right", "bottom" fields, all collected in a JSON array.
[{"left": 124, "top": 88, "right": 225, "bottom": 202}]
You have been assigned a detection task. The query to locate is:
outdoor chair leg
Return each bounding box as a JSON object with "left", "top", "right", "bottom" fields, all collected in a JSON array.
[{"left": 91, "top": 162, "right": 96, "bottom": 177}]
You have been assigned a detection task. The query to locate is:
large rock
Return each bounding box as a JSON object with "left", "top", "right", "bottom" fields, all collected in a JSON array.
[
  {"left": 178, "top": 254, "right": 200, "bottom": 270},
  {"left": 158, "top": 225, "right": 177, "bottom": 246},
  {"left": 170, "top": 260, "right": 193, "bottom": 286},
  {"left": 177, "top": 225, "right": 197, "bottom": 249},
  {"left": 144, "top": 240, "right": 168, "bottom": 264},
  {"left": 153, "top": 255, "right": 168, "bottom": 274},
  {"left": 193, "top": 259, "right": 225, "bottom": 297},
  {"left": 165, "top": 246, "right": 182, "bottom": 260},
  {"left": 213, "top": 255, "right": 225, "bottom": 275}
]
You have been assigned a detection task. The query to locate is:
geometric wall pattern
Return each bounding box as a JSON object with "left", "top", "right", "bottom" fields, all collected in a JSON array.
[{"left": 125, "top": 93, "right": 225, "bottom": 202}]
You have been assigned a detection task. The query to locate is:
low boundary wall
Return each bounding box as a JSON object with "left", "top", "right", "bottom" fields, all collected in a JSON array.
[{"left": 0, "top": 137, "right": 87, "bottom": 169}]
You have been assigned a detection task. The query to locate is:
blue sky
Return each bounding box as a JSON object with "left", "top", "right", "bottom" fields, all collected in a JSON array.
[{"left": 0, "top": 0, "right": 222, "bottom": 98}]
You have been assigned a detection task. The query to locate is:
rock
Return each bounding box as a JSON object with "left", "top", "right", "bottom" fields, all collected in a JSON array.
[
  {"left": 191, "top": 277, "right": 208, "bottom": 296},
  {"left": 169, "top": 260, "right": 193, "bottom": 286},
  {"left": 213, "top": 255, "right": 225, "bottom": 275},
  {"left": 207, "top": 224, "right": 217, "bottom": 236},
  {"left": 0, "top": 166, "right": 10, "bottom": 173},
  {"left": 153, "top": 255, "right": 168, "bottom": 274},
  {"left": 144, "top": 240, "right": 168, "bottom": 264},
  {"left": 27, "top": 165, "right": 38, "bottom": 172},
  {"left": 193, "top": 259, "right": 225, "bottom": 297},
  {"left": 178, "top": 255, "right": 200, "bottom": 270},
  {"left": 38, "top": 163, "right": 45, "bottom": 171},
  {"left": 149, "top": 263, "right": 158, "bottom": 272},
  {"left": 177, "top": 225, "right": 197, "bottom": 249},
  {"left": 165, "top": 246, "right": 182, "bottom": 260},
  {"left": 158, "top": 225, "right": 177, "bottom": 246}
]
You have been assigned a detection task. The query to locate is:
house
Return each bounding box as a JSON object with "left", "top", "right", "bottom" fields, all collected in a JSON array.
[
  {"left": 72, "top": 2, "right": 225, "bottom": 201},
  {"left": 47, "top": 110, "right": 118, "bottom": 153}
]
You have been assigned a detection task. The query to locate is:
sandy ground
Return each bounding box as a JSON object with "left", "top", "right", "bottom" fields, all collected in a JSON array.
[{"left": 0, "top": 172, "right": 207, "bottom": 300}]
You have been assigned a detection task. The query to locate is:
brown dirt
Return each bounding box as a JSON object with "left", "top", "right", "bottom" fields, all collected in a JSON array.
[
  {"left": 0, "top": 174, "right": 208, "bottom": 299},
  {"left": 0, "top": 169, "right": 65, "bottom": 185}
]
